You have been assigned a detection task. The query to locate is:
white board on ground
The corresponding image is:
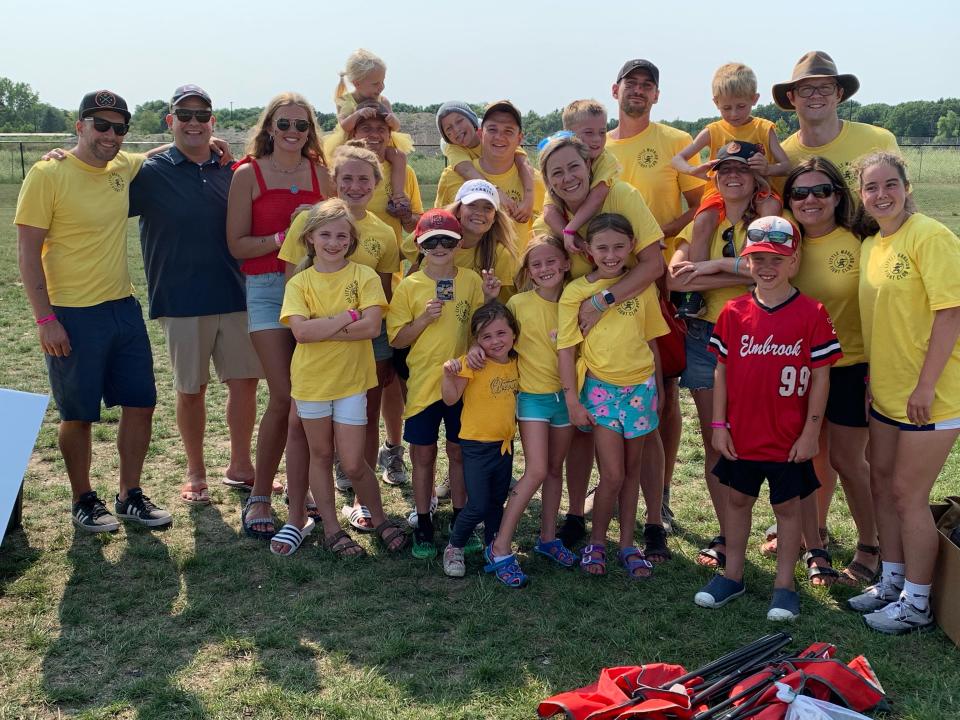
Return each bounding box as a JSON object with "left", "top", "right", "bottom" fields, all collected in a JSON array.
[{"left": 0, "top": 388, "right": 49, "bottom": 540}]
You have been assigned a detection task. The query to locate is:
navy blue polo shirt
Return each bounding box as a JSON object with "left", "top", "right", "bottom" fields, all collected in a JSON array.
[{"left": 129, "top": 146, "right": 245, "bottom": 319}]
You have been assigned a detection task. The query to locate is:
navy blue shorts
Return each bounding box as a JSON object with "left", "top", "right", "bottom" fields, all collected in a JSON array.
[
  {"left": 403, "top": 399, "right": 462, "bottom": 446},
  {"left": 46, "top": 297, "right": 156, "bottom": 422},
  {"left": 713, "top": 457, "right": 820, "bottom": 505},
  {"left": 826, "top": 363, "right": 869, "bottom": 428}
]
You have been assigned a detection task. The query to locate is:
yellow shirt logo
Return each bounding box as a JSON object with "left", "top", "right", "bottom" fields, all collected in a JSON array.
[
  {"left": 489, "top": 376, "right": 520, "bottom": 395},
  {"left": 107, "top": 172, "right": 125, "bottom": 192},
  {"left": 828, "top": 249, "right": 855, "bottom": 274},
  {"left": 883, "top": 252, "right": 912, "bottom": 281},
  {"left": 344, "top": 280, "right": 360, "bottom": 306},
  {"left": 617, "top": 297, "right": 641, "bottom": 316},
  {"left": 362, "top": 238, "right": 382, "bottom": 258},
  {"left": 636, "top": 148, "right": 659, "bottom": 168},
  {"left": 455, "top": 299, "right": 471, "bottom": 323}
]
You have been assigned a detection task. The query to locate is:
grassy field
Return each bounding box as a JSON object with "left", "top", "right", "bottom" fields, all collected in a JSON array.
[{"left": 1, "top": 177, "right": 958, "bottom": 720}]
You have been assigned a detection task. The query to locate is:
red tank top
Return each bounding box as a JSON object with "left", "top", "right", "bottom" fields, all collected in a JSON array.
[{"left": 238, "top": 157, "right": 324, "bottom": 275}]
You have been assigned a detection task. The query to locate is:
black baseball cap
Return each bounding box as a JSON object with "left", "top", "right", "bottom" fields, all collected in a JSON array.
[
  {"left": 170, "top": 84, "right": 212, "bottom": 109},
  {"left": 616, "top": 59, "right": 659, "bottom": 85},
  {"left": 79, "top": 90, "right": 131, "bottom": 122}
]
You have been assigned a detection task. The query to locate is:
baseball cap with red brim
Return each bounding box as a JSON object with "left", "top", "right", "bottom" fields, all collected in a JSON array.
[
  {"left": 415, "top": 208, "right": 462, "bottom": 244},
  {"left": 740, "top": 216, "right": 799, "bottom": 257}
]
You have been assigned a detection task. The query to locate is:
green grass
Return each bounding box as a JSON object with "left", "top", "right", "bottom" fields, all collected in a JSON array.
[{"left": 1, "top": 181, "right": 958, "bottom": 719}]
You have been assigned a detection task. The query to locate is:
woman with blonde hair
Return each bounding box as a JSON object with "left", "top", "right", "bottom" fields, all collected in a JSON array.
[{"left": 226, "top": 92, "right": 334, "bottom": 540}]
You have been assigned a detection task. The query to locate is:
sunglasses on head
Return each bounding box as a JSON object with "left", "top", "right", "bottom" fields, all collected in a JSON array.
[
  {"left": 85, "top": 117, "right": 129, "bottom": 135},
  {"left": 419, "top": 236, "right": 459, "bottom": 251},
  {"left": 721, "top": 227, "right": 736, "bottom": 258},
  {"left": 789, "top": 183, "right": 838, "bottom": 201},
  {"left": 174, "top": 108, "right": 212, "bottom": 123},
  {"left": 274, "top": 118, "right": 310, "bottom": 132},
  {"left": 746, "top": 228, "right": 793, "bottom": 244}
]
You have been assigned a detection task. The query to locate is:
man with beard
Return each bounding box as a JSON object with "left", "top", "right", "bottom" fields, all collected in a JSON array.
[{"left": 15, "top": 90, "right": 170, "bottom": 534}]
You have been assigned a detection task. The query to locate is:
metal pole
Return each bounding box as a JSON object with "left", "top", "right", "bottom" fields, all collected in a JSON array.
[{"left": 20, "top": 142, "right": 26, "bottom": 180}]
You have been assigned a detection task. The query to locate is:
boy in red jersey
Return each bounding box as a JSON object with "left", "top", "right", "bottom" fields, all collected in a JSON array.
[{"left": 693, "top": 216, "right": 842, "bottom": 621}]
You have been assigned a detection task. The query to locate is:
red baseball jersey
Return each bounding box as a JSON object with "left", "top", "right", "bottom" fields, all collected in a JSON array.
[{"left": 709, "top": 291, "right": 842, "bottom": 461}]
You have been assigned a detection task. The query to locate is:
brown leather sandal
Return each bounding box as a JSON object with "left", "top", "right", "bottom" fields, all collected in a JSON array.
[
  {"left": 837, "top": 543, "right": 881, "bottom": 587},
  {"left": 323, "top": 529, "right": 367, "bottom": 559},
  {"left": 375, "top": 520, "right": 408, "bottom": 553}
]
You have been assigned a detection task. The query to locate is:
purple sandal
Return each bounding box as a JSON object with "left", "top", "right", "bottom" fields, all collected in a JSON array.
[
  {"left": 580, "top": 544, "right": 607, "bottom": 575},
  {"left": 618, "top": 545, "right": 654, "bottom": 580}
]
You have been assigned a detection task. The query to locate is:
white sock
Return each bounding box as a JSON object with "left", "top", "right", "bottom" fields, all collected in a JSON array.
[
  {"left": 881, "top": 561, "right": 905, "bottom": 588},
  {"left": 901, "top": 580, "right": 931, "bottom": 610},
  {"left": 493, "top": 553, "right": 512, "bottom": 563}
]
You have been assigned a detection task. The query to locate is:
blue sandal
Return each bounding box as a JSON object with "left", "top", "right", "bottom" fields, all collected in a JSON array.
[
  {"left": 534, "top": 537, "right": 577, "bottom": 568},
  {"left": 580, "top": 544, "right": 607, "bottom": 575},
  {"left": 483, "top": 544, "right": 529, "bottom": 588},
  {"left": 618, "top": 546, "right": 654, "bottom": 580}
]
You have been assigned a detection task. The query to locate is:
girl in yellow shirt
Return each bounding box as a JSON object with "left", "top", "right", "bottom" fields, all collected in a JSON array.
[
  {"left": 440, "top": 303, "right": 521, "bottom": 580},
  {"left": 277, "top": 199, "right": 407, "bottom": 559},
  {"left": 849, "top": 152, "right": 960, "bottom": 635},
  {"left": 558, "top": 214, "right": 668, "bottom": 580}
]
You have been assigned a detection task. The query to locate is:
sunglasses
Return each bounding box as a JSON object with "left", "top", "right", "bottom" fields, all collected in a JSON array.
[
  {"left": 789, "top": 183, "right": 838, "bottom": 201},
  {"left": 274, "top": 118, "right": 310, "bottom": 132},
  {"left": 85, "top": 117, "right": 129, "bottom": 135},
  {"left": 174, "top": 108, "right": 212, "bottom": 123},
  {"left": 419, "top": 236, "right": 459, "bottom": 251},
  {"left": 721, "top": 227, "right": 736, "bottom": 258},
  {"left": 746, "top": 229, "right": 794, "bottom": 244}
]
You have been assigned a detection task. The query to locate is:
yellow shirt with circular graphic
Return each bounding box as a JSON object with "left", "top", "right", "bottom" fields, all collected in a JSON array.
[
  {"left": 279, "top": 209, "right": 400, "bottom": 274},
  {"left": 780, "top": 121, "right": 899, "bottom": 194},
  {"left": 387, "top": 268, "right": 485, "bottom": 418},
  {"left": 558, "top": 278, "right": 667, "bottom": 389},
  {"left": 507, "top": 290, "right": 561, "bottom": 394},
  {"left": 607, "top": 122, "right": 705, "bottom": 259},
  {"left": 860, "top": 213, "right": 960, "bottom": 423},
  {"left": 435, "top": 162, "right": 545, "bottom": 252},
  {"left": 675, "top": 219, "right": 750, "bottom": 323},
  {"left": 443, "top": 142, "right": 527, "bottom": 167},
  {"left": 280, "top": 262, "right": 387, "bottom": 402},
  {"left": 702, "top": 118, "right": 777, "bottom": 203},
  {"left": 368, "top": 160, "right": 423, "bottom": 249},
  {"left": 456, "top": 355, "right": 520, "bottom": 453},
  {"left": 14, "top": 151, "right": 145, "bottom": 307},
  {"left": 793, "top": 227, "right": 864, "bottom": 366}
]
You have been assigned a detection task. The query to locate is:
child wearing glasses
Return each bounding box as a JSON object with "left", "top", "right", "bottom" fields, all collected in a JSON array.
[
  {"left": 387, "top": 209, "right": 501, "bottom": 559},
  {"left": 671, "top": 63, "right": 791, "bottom": 320},
  {"left": 325, "top": 48, "right": 413, "bottom": 215},
  {"left": 694, "top": 216, "right": 842, "bottom": 621}
]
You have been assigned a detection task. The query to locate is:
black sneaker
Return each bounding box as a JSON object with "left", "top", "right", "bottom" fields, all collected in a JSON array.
[
  {"left": 115, "top": 488, "right": 173, "bottom": 528},
  {"left": 675, "top": 292, "right": 706, "bottom": 320},
  {"left": 72, "top": 491, "right": 120, "bottom": 533}
]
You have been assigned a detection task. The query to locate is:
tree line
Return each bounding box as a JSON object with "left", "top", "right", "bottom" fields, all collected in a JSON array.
[{"left": 3, "top": 77, "right": 960, "bottom": 144}]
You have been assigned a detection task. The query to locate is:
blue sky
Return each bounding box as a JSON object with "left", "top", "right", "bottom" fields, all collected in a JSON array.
[{"left": 5, "top": 1, "right": 957, "bottom": 121}]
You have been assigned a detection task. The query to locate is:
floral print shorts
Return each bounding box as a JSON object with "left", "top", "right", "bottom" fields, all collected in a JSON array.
[{"left": 579, "top": 375, "right": 659, "bottom": 439}]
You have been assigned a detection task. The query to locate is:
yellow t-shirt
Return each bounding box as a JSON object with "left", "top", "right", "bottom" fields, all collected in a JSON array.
[
  {"left": 780, "top": 121, "right": 899, "bottom": 194},
  {"left": 443, "top": 142, "right": 528, "bottom": 167},
  {"left": 279, "top": 209, "right": 400, "bottom": 274},
  {"left": 368, "top": 160, "right": 424, "bottom": 249},
  {"left": 506, "top": 290, "right": 561, "bottom": 394},
  {"left": 280, "top": 262, "right": 387, "bottom": 402},
  {"left": 387, "top": 268, "right": 485, "bottom": 418},
  {"left": 793, "top": 227, "right": 865, "bottom": 366},
  {"left": 435, "top": 162, "right": 545, "bottom": 252},
  {"left": 558, "top": 278, "right": 667, "bottom": 388},
  {"left": 702, "top": 118, "right": 777, "bottom": 202},
  {"left": 533, "top": 180, "right": 664, "bottom": 278},
  {"left": 456, "top": 355, "right": 520, "bottom": 452},
  {"left": 589, "top": 149, "right": 621, "bottom": 188},
  {"left": 607, "top": 122, "right": 705, "bottom": 257},
  {"left": 859, "top": 213, "right": 960, "bottom": 423},
  {"left": 324, "top": 94, "right": 415, "bottom": 157},
  {"left": 675, "top": 220, "right": 750, "bottom": 323},
  {"left": 14, "top": 151, "right": 145, "bottom": 307}
]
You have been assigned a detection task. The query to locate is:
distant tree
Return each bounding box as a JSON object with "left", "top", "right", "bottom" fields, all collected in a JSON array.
[
  {"left": 130, "top": 99, "right": 169, "bottom": 135},
  {"left": 935, "top": 110, "right": 960, "bottom": 141},
  {"left": 37, "top": 103, "right": 68, "bottom": 132},
  {"left": 774, "top": 118, "right": 790, "bottom": 139},
  {"left": 886, "top": 100, "right": 937, "bottom": 137},
  {"left": 0, "top": 76, "right": 41, "bottom": 131}
]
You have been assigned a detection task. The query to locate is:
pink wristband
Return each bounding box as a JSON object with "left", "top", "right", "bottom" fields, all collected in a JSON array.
[
  {"left": 562, "top": 228, "right": 577, "bottom": 236},
  {"left": 274, "top": 230, "right": 285, "bottom": 248},
  {"left": 347, "top": 309, "right": 360, "bottom": 323},
  {"left": 36, "top": 313, "right": 56, "bottom": 326},
  {"left": 710, "top": 421, "right": 729, "bottom": 429}
]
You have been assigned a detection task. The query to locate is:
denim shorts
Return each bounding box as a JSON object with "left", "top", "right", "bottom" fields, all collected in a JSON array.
[
  {"left": 516, "top": 391, "right": 570, "bottom": 427},
  {"left": 295, "top": 391, "right": 367, "bottom": 425},
  {"left": 46, "top": 297, "right": 156, "bottom": 421},
  {"left": 580, "top": 376, "right": 659, "bottom": 439},
  {"left": 679, "top": 318, "right": 717, "bottom": 391},
  {"left": 372, "top": 322, "right": 393, "bottom": 362},
  {"left": 245, "top": 272, "right": 287, "bottom": 333}
]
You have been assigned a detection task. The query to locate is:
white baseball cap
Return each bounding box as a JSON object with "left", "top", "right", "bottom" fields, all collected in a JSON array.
[{"left": 455, "top": 179, "right": 500, "bottom": 209}]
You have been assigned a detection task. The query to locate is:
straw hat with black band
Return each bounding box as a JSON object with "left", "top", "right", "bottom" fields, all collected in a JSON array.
[{"left": 772, "top": 51, "right": 860, "bottom": 111}]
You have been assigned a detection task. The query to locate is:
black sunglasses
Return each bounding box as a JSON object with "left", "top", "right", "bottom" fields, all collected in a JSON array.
[
  {"left": 85, "top": 117, "right": 129, "bottom": 135},
  {"left": 174, "top": 109, "right": 212, "bottom": 123},
  {"left": 746, "top": 228, "right": 793, "bottom": 244},
  {"left": 419, "top": 236, "right": 459, "bottom": 251},
  {"left": 721, "top": 227, "right": 736, "bottom": 258},
  {"left": 275, "top": 118, "right": 310, "bottom": 132},
  {"left": 789, "top": 183, "right": 839, "bottom": 201}
]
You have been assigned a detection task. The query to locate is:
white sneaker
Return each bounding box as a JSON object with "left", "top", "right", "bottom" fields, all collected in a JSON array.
[
  {"left": 334, "top": 455, "right": 352, "bottom": 492},
  {"left": 406, "top": 495, "right": 439, "bottom": 528},
  {"left": 847, "top": 580, "right": 901, "bottom": 613},
  {"left": 435, "top": 479, "right": 451, "bottom": 503},
  {"left": 377, "top": 443, "right": 409, "bottom": 486},
  {"left": 443, "top": 545, "right": 466, "bottom": 578},
  {"left": 863, "top": 597, "right": 933, "bottom": 635}
]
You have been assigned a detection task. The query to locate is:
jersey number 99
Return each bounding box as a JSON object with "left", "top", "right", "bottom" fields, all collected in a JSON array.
[{"left": 779, "top": 366, "right": 811, "bottom": 397}]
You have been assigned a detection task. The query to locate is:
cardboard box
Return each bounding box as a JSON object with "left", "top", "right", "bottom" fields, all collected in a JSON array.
[{"left": 931, "top": 503, "right": 960, "bottom": 647}]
